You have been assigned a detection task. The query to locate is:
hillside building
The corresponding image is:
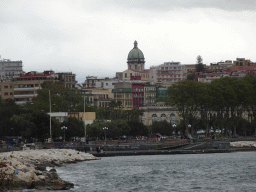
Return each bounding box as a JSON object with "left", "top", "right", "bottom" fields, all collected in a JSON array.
[{"left": 0, "top": 59, "right": 23, "bottom": 80}]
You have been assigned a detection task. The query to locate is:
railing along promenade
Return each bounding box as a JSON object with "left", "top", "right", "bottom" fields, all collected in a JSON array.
[
  {"left": 0, "top": 136, "right": 255, "bottom": 153},
  {"left": 43, "top": 139, "right": 189, "bottom": 152}
]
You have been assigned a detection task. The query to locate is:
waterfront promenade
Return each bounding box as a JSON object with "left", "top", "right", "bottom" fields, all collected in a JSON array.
[{"left": 1, "top": 137, "right": 255, "bottom": 156}]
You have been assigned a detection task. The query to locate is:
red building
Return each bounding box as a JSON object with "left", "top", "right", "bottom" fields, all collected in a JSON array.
[{"left": 132, "top": 83, "right": 144, "bottom": 108}]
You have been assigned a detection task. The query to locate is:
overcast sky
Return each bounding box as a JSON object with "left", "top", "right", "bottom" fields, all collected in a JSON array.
[{"left": 1, "top": 0, "right": 256, "bottom": 83}]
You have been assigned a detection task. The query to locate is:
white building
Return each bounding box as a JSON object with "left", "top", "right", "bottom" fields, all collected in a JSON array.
[
  {"left": 0, "top": 58, "right": 23, "bottom": 80},
  {"left": 150, "top": 62, "right": 186, "bottom": 85},
  {"left": 95, "top": 78, "right": 117, "bottom": 89}
]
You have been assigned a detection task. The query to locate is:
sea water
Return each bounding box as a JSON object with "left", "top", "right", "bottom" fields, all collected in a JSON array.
[{"left": 23, "top": 152, "right": 256, "bottom": 192}]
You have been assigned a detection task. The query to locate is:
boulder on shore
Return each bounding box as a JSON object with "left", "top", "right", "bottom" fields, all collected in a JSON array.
[{"left": 0, "top": 149, "right": 98, "bottom": 190}]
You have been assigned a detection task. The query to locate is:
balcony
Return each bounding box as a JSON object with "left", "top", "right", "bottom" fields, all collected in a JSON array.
[
  {"left": 14, "top": 94, "right": 38, "bottom": 98},
  {"left": 14, "top": 87, "right": 40, "bottom": 91}
]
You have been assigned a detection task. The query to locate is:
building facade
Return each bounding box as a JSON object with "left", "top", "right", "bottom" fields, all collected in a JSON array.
[
  {"left": 9, "top": 71, "right": 58, "bottom": 106},
  {"left": 95, "top": 78, "right": 117, "bottom": 89},
  {"left": 207, "top": 60, "right": 233, "bottom": 72},
  {"left": 0, "top": 80, "right": 14, "bottom": 100},
  {"left": 140, "top": 104, "right": 179, "bottom": 126},
  {"left": 57, "top": 72, "right": 77, "bottom": 88},
  {"left": 0, "top": 59, "right": 23, "bottom": 80},
  {"left": 82, "top": 76, "right": 100, "bottom": 88},
  {"left": 144, "top": 82, "right": 156, "bottom": 106},
  {"left": 112, "top": 82, "right": 132, "bottom": 109},
  {"left": 132, "top": 83, "right": 144, "bottom": 108},
  {"left": 233, "top": 58, "right": 256, "bottom": 67},
  {"left": 150, "top": 62, "right": 186, "bottom": 85}
]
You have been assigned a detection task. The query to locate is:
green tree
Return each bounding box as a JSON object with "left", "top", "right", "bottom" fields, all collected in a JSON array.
[
  {"left": 25, "top": 81, "right": 85, "bottom": 113},
  {"left": 0, "top": 99, "right": 22, "bottom": 138},
  {"left": 60, "top": 117, "right": 84, "bottom": 141},
  {"left": 187, "top": 72, "right": 195, "bottom": 80},
  {"left": 151, "top": 121, "right": 173, "bottom": 136},
  {"left": 196, "top": 55, "right": 204, "bottom": 72},
  {"left": 128, "top": 120, "right": 149, "bottom": 136},
  {"left": 165, "top": 80, "right": 209, "bottom": 135}
]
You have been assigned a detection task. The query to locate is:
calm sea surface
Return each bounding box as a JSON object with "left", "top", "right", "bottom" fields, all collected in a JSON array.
[{"left": 23, "top": 152, "right": 256, "bottom": 192}]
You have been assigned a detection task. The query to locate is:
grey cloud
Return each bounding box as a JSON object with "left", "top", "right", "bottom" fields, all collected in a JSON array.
[{"left": 101, "top": 0, "right": 256, "bottom": 12}]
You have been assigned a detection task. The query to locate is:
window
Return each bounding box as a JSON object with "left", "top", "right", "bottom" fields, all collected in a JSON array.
[
  {"left": 170, "top": 114, "right": 176, "bottom": 124},
  {"left": 106, "top": 83, "right": 108, "bottom": 86},
  {"left": 4, "top": 92, "right": 8, "bottom": 95},
  {"left": 152, "top": 114, "right": 157, "bottom": 122},
  {"left": 125, "top": 73, "right": 127, "bottom": 78},
  {"left": 4, "top": 86, "right": 8, "bottom": 89},
  {"left": 161, "top": 114, "right": 166, "bottom": 122}
]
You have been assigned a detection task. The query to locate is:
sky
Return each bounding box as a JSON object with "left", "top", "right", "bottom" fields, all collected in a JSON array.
[{"left": 1, "top": 0, "right": 256, "bottom": 83}]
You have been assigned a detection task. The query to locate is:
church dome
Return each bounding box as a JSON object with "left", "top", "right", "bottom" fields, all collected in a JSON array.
[{"left": 127, "top": 41, "right": 144, "bottom": 60}]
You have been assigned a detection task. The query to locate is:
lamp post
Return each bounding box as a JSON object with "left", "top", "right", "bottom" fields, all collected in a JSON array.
[
  {"left": 172, "top": 123, "right": 176, "bottom": 135},
  {"left": 61, "top": 126, "right": 67, "bottom": 142},
  {"left": 84, "top": 96, "right": 86, "bottom": 144},
  {"left": 49, "top": 90, "right": 52, "bottom": 143},
  {"left": 188, "top": 124, "right": 191, "bottom": 138},
  {"left": 103, "top": 127, "right": 108, "bottom": 143}
]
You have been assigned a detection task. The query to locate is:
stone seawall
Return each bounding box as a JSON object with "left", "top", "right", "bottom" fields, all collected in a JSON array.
[{"left": 0, "top": 149, "right": 98, "bottom": 190}]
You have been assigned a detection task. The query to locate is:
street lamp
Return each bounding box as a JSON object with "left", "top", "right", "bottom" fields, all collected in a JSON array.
[
  {"left": 103, "top": 127, "right": 108, "bottom": 142},
  {"left": 188, "top": 124, "right": 191, "bottom": 138},
  {"left": 49, "top": 90, "right": 52, "bottom": 142},
  {"left": 84, "top": 96, "right": 86, "bottom": 144},
  {"left": 61, "top": 126, "right": 67, "bottom": 142},
  {"left": 172, "top": 124, "right": 176, "bottom": 135}
]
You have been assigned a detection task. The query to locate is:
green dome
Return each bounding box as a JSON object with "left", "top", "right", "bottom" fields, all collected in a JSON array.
[{"left": 127, "top": 41, "right": 144, "bottom": 60}]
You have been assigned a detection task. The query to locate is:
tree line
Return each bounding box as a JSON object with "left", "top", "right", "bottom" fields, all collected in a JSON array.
[
  {"left": 166, "top": 74, "right": 256, "bottom": 137},
  {"left": 1, "top": 81, "right": 172, "bottom": 142}
]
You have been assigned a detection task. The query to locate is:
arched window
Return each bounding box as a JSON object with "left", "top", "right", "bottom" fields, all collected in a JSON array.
[
  {"left": 152, "top": 114, "right": 157, "bottom": 122},
  {"left": 161, "top": 114, "right": 166, "bottom": 122},
  {"left": 170, "top": 114, "right": 176, "bottom": 124}
]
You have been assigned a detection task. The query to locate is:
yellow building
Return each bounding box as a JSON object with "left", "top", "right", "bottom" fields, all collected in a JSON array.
[
  {"left": 68, "top": 112, "right": 96, "bottom": 122},
  {"left": 0, "top": 81, "right": 14, "bottom": 100},
  {"left": 233, "top": 58, "right": 256, "bottom": 67},
  {"left": 122, "top": 69, "right": 150, "bottom": 81},
  {"left": 84, "top": 88, "right": 114, "bottom": 107}
]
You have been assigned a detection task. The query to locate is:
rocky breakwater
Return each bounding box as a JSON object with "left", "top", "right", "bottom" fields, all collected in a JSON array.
[
  {"left": 230, "top": 141, "right": 256, "bottom": 148},
  {"left": 0, "top": 149, "right": 98, "bottom": 190}
]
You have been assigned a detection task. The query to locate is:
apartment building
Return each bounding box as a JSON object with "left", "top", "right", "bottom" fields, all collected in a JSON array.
[
  {"left": 82, "top": 88, "right": 114, "bottom": 107},
  {"left": 150, "top": 62, "right": 186, "bottom": 85},
  {"left": 95, "top": 77, "right": 117, "bottom": 89},
  {"left": 132, "top": 83, "right": 144, "bottom": 108},
  {"left": 0, "top": 59, "right": 23, "bottom": 80},
  {"left": 112, "top": 82, "right": 132, "bottom": 109},
  {"left": 144, "top": 82, "right": 157, "bottom": 106},
  {"left": 82, "top": 76, "right": 100, "bottom": 88},
  {"left": 207, "top": 60, "right": 233, "bottom": 72},
  {"left": 0, "top": 80, "right": 14, "bottom": 100},
  {"left": 12, "top": 71, "right": 58, "bottom": 106},
  {"left": 233, "top": 58, "right": 256, "bottom": 67},
  {"left": 57, "top": 72, "right": 77, "bottom": 88}
]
